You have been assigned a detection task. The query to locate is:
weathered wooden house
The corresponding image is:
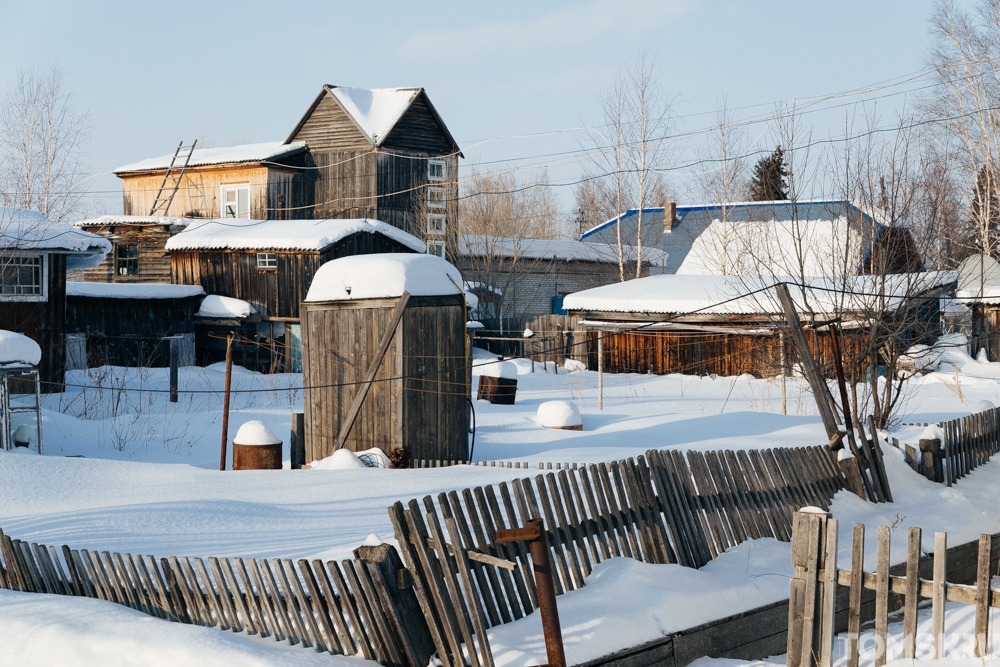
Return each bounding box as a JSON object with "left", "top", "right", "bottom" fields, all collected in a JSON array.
[
  {"left": 301, "top": 254, "right": 468, "bottom": 462},
  {"left": 581, "top": 200, "right": 924, "bottom": 276},
  {"left": 563, "top": 272, "right": 953, "bottom": 377},
  {"left": 287, "top": 85, "right": 462, "bottom": 255},
  {"left": 0, "top": 208, "right": 110, "bottom": 389},
  {"left": 114, "top": 141, "right": 311, "bottom": 220},
  {"left": 165, "top": 217, "right": 426, "bottom": 370},
  {"left": 73, "top": 215, "right": 198, "bottom": 284},
  {"left": 65, "top": 282, "right": 204, "bottom": 368}
]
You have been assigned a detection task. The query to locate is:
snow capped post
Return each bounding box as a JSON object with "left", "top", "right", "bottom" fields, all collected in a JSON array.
[
  {"left": 0, "top": 330, "right": 44, "bottom": 455},
  {"left": 231, "top": 420, "right": 283, "bottom": 470}
]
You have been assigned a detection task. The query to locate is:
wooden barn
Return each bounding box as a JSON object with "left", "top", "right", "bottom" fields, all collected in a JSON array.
[
  {"left": 166, "top": 217, "right": 426, "bottom": 371},
  {"left": 65, "top": 282, "right": 204, "bottom": 368},
  {"left": 114, "top": 141, "right": 311, "bottom": 220},
  {"left": 73, "top": 215, "right": 197, "bottom": 284},
  {"left": 287, "top": 85, "right": 461, "bottom": 255},
  {"left": 300, "top": 254, "right": 469, "bottom": 462},
  {"left": 563, "top": 273, "right": 953, "bottom": 377},
  {"left": 0, "top": 208, "right": 110, "bottom": 390}
]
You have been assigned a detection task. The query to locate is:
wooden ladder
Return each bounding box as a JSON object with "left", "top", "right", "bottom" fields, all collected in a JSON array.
[{"left": 148, "top": 140, "right": 197, "bottom": 215}]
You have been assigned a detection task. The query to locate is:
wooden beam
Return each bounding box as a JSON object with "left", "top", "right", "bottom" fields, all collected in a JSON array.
[{"left": 334, "top": 292, "right": 410, "bottom": 451}]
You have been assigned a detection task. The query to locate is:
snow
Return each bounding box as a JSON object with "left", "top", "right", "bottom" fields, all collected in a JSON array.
[
  {"left": 312, "top": 448, "right": 368, "bottom": 470},
  {"left": 196, "top": 294, "right": 256, "bottom": 318},
  {"left": 6, "top": 338, "right": 1000, "bottom": 664},
  {"left": 164, "top": 217, "right": 426, "bottom": 253},
  {"left": 479, "top": 359, "right": 518, "bottom": 379},
  {"left": 67, "top": 282, "right": 205, "bottom": 300},
  {"left": 536, "top": 400, "right": 582, "bottom": 429},
  {"left": 233, "top": 420, "right": 280, "bottom": 446},
  {"left": 305, "top": 253, "right": 464, "bottom": 302},
  {"left": 0, "top": 207, "right": 111, "bottom": 269},
  {"left": 564, "top": 272, "right": 954, "bottom": 316},
  {"left": 328, "top": 86, "right": 421, "bottom": 145},
  {"left": 74, "top": 215, "right": 196, "bottom": 229},
  {"left": 113, "top": 141, "right": 307, "bottom": 174},
  {"left": 460, "top": 234, "right": 668, "bottom": 265},
  {"left": 0, "top": 330, "right": 41, "bottom": 366}
]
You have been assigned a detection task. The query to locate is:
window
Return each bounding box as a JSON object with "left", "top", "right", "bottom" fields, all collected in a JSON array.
[
  {"left": 427, "top": 186, "right": 446, "bottom": 209},
  {"left": 0, "top": 254, "right": 44, "bottom": 299},
  {"left": 427, "top": 240, "right": 446, "bottom": 258},
  {"left": 427, "top": 214, "right": 446, "bottom": 236},
  {"left": 221, "top": 184, "right": 250, "bottom": 219},
  {"left": 115, "top": 244, "right": 139, "bottom": 276},
  {"left": 428, "top": 159, "right": 445, "bottom": 182},
  {"left": 256, "top": 252, "right": 277, "bottom": 269}
]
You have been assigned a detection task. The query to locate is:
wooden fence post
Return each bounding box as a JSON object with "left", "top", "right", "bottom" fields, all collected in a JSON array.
[
  {"left": 290, "top": 412, "right": 305, "bottom": 470},
  {"left": 919, "top": 437, "right": 943, "bottom": 483},
  {"left": 787, "top": 508, "right": 837, "bottom": 667},
  {"left": 354, "top": 543, "right": 436, "bottom": 667}
]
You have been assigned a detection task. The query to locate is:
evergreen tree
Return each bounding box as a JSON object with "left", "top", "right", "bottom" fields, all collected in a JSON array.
[
  {"left": 749, "top": 146, "right": 789, "bottom": 201},
  {"left": 969, "top": 164, "right": 1000, "bottom": 256}
]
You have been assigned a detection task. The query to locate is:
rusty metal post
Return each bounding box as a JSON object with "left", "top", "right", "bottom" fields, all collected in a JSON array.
[
  {"left": 496, "top": 518, "right": 566, "bottom": 667},
  {"left": 219, "top": 333, "right": 234, "bottom": 471}
]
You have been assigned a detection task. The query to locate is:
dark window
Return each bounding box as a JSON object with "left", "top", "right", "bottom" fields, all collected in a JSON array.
[
  {"left": 256, "top": 252, "right": 277, "bottom": 269},
  {"left": 0, "top": 254, "right": 43, "bottom": 296},
  {"left": 116, "top": 244, "right": 139, "bottom": 276}
]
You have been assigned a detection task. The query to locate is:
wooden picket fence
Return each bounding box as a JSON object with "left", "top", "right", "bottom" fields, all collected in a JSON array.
[
  {"left": 389, "top": 445, "right": 845, "bottom": 667},
  {"left": 412, "top": 459, "right": 582, "bottom": 470},
  {"left": 788, "top": 510, "right": 1000, "bottom": 667},
  {"left": 892, "top": 406, "right": 1000, "bottom": 486},
  {"left": 0, "top": 528, "right": 424, "bottom": 665}
]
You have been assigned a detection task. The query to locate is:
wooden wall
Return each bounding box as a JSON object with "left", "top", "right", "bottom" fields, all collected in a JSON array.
[
  {"left": 78, "top": 224, "right": 176, "bottom": 284},
  {"left": 301, "top": 295, "right": 467, "bottom": 462},
  {"left": 0, "top": 253, "right": 66, "bottom": 391},
  {"left": 120, "top": 165, "right": 310, "bottom": 220}
]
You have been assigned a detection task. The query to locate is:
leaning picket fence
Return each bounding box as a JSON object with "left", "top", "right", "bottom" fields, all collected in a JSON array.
[
  {"left": 892, "top": 406, "right": 1000, "bottom": 485},
  {"left": 787, "top": 509, "right": 1000, "bottom": 667}
]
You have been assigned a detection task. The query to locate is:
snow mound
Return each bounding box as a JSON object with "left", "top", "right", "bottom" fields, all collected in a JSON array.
[
  {"left": 305, "top": 253, "right": 464, "bottom": 302},
  {"left": 312, "top": 449, "right": 367, "bottom": 470},
  {"left": 537, "top": 400, "right": 582, "bottom": 429},
  {"left": 233, "top": 420, "right": 281, "bottom": 446},
  {"left": 197, "top": 294, "right": 256, "bottom": 319},
  {"left": 480, "top": 360, "right": 518, "bottom": 379},
  {"left": 0, "top": 330, "right": 41, "bottom": 366}
]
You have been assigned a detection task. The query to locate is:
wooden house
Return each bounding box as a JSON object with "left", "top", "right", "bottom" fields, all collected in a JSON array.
[
  {"left": 65, "top": 282, "right": 204, "bottom": 368},
  {"left": 563, "top": 272, "right": 953, "bottom": 377},
  {"left": 114, "top": 142, "right": 311, "bottom": 220},
  {"left": 0, "top": 208, "right": 110, "bottom": 389},
  {"left": 300, "top": 254, "right": 468, "bottom": 462},
  {"left": 73, "top": 215, "right": 198, "bottom": 284},
  {"left": 287, "top": 85, "right": 462, "bottom": 255},
  {"left": 166, "top": 217, "right": 426, "bottom": 371},
  {"left": 581, "top": 200, "right": 924, "bottom": 276}
]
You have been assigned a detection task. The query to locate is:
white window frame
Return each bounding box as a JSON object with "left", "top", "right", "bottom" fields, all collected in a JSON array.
[
  {"left": 0, "top": 252, "right": 46, "bottom": 301},
  {"left": 220, "top": 184, "right": 251, "bottom": 219},
  {"left": 427, "top": 240, "right": 446, "bottom": 258},
  {"left": 427, "top": 186, "right": 446, "bottom": 209},
  {"left": 428, "top": 159, "right": 445, "bottom": 182},
  {"left": 427, "top": 213, "right": 447, "bottom": 236},
  {"left": 256, "top": 252, "right": 277, "bottom": 269}
]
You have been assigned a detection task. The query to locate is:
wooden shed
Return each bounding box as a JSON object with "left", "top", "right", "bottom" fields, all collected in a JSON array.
[
  {"left": 301, "top": 254, "right": 468, "bottom": 463},
  {"left": 73, "top": 215, "right": 196, "bottom": 284},
  {"left": 65, "top": 282, "right": 204, "bottom": 368}
]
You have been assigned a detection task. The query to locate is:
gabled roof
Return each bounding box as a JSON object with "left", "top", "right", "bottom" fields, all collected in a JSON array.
[
  {"left": 285, "top": 85, "right": 463, "bottom": 156},
  {"left": 114, "top": 141, "right": 307, "bottom": 175},
  {"left": 164, "top": 217, "right": 426, "bottom": 253},
  {"left": 1, "top": 208, "right": 111, "bottom": 270}
]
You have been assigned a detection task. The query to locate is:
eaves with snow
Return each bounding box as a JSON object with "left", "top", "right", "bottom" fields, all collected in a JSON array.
[
  {"left": 66, "top": 282, "right": 205, "bottom": 300},
  {"left": 459, "top": 234, "right": 668, "bottom": 265},
  {"left": 74, "top": 215, "right": 199, "bottom": 229},
  {"left": 0, "top": 208, "right": 111, "bottom": 270},
  {"left": 164, "top": 218, "right": 425, "bottom": 253},
  {"left": 113, "top": 141, "right": 308, "bottom": 175}
]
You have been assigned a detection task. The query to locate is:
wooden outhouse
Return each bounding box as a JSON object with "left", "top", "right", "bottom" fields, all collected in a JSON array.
[{"left": 301, "top": 254, "right": 468, "bottom": 463}]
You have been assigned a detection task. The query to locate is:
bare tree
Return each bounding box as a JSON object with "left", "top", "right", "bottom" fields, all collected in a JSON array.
[
  {"left": 0, "top": 67, "right": 89, "bottom": 223},
  {"left": 584, "top": 50, "right": 675, "bottom": 280}
]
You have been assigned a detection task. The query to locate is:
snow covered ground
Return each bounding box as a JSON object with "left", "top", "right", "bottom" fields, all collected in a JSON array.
[{"left": 3, "top": 344, "right": 1000, "bottom": 665}]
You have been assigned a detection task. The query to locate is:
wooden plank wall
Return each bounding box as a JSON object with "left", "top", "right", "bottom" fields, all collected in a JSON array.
[{"left": 78, "top": 225, "right": 175, "bottom": 284}]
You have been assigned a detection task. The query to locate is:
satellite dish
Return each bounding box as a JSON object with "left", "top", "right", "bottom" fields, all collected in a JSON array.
[{"left": 957, "top": 253, "right": 1000, "bottom": 297}]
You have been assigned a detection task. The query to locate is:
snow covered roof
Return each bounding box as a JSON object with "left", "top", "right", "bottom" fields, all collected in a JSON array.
[
  {"left": 305, "top": 253, "right": 465, "bottom": 302},
  {"left": 196, "top": 294, "right": 256, "bottom": 319},
  {"left": 459, "top": 235, "right": 668, "bottom": 265},
  {"left": 66, "top": 282, "right": 205, "bottom": 300},
  {"left": 164, "top": 218, "right": 426, "bottom": 253},
  {"left": 0, "top": 208, "right": 111, "bottom": 270},
  {"left": 113, "top": 141, "right": 307, "bottom": 174},
  {"left": 563, "top": 272, "right": 954, "bottom": 317},
  {"left": 74, "top": 215, "right": 197, "bottom": 229},
  {"left": 0, "top": 330, "right": 41, "bottom": 367}
]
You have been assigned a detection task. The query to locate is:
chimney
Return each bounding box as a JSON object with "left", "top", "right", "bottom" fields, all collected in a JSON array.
[{"left": 664, "top": 202, "right": 677, "bottom": 233}]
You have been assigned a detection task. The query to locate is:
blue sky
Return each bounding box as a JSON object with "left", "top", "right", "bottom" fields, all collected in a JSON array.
[{"left": 1, "top": 0, "right": 941, "bottom": 219}]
